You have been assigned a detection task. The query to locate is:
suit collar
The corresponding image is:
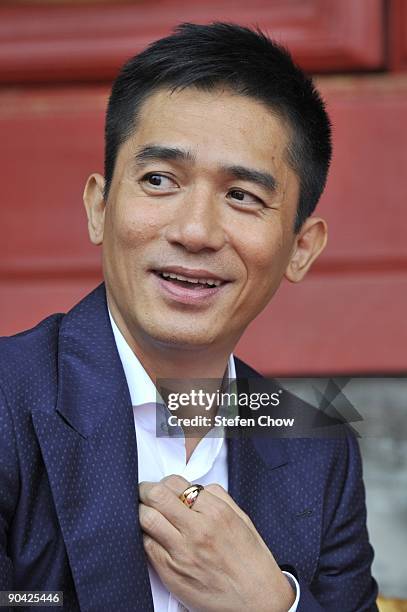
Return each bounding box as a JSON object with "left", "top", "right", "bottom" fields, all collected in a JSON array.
[
  {"left": 55, "top": 283, "right": 128, "bottom": 439},
  {"left": 231, "top": 357, "right": 289, "bottom": 472}
]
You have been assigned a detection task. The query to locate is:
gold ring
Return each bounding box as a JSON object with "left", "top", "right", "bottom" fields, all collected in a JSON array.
[{"left": 179, "top": 484, "right": 204, "bottom": 508}]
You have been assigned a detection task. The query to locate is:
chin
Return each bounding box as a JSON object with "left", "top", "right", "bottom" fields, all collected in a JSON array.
[{"left": 144, "top": 322, "right": 220, "bottom": 350}]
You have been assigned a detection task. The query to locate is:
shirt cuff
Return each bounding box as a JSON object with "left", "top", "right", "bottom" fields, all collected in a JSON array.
[{"left": 282, "top": 571, "right": 300, "bottom": 612}]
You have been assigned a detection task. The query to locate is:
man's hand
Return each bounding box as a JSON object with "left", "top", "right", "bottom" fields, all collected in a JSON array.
[{"left": 139, "top": 475, "right": 295, "bottom": 612}]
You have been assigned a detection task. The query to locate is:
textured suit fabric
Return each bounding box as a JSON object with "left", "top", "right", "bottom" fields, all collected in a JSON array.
[{"left": 0, "top": 283, "right": 378, "bottom": 611}]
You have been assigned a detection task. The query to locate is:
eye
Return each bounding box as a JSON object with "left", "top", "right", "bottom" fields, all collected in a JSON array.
[
  {"left": 140, "top": 173, "right": 178, "bottom": 191},
  {"left": 227, "top": 189, "right": 263, "bottom": 207}
]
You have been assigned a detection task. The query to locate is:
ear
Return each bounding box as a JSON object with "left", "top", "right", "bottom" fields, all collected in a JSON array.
[
  {"left": 83, "top": 173, "right": 106, "bottom": 245},
  {"left": 285, "top": 217, "right": 328, "bottom": 283}
]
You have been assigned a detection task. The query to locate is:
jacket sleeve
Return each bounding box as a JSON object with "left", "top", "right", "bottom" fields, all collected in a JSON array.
[
  {"left": 286, "top": 431, "right": 379, "bottom": 611},
  {"left": 0, "top": 384, "right": 19, "bottom": 589}
]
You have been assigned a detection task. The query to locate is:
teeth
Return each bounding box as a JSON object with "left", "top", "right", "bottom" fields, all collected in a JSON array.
[{"left": 161, "top": 272, "right": 222, "bottom": 287}]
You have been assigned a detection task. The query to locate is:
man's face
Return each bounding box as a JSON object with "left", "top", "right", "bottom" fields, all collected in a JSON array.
[{"left": 92, "top": 88, "right": 301, "bottom": 352}]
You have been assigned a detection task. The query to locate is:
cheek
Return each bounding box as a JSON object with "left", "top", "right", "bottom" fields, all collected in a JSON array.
[
  {"left": 107, "top": 201, "right": 160, "bottom": 252},
  {"left": 244, "top": 229, "right": 285, "bottom": 278},
  {"left": 239, "top": 229, "right": 292, "bottom": 308}
]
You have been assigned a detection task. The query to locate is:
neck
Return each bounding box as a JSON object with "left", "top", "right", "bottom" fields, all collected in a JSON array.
[
  {"left": 108, "top": 301, "right": 237, "bottom": 462},
  {"left": 108, "top": 303, "right": 233, "bottom": 384},
  {"left": 139, "top": 342, "right": 231, "bottom": 382}
]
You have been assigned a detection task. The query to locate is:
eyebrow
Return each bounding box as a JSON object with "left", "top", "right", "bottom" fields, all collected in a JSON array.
[
  {"left": 134, "top": 144, "right": 195, "bottom": 165},
  {"left": 133, "top": 144, "right": 278, "bottom": 192},
  {"left": 222, "top": 165, "right": 277, "bottom": 193}
]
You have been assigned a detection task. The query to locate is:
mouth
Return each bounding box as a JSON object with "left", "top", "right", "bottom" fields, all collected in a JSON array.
[
  {"left": 151, "top": 267, "right": 230, "bottom": 304},
  {"left": 154, "top": 270, "right": 223, "bottom": 288}
]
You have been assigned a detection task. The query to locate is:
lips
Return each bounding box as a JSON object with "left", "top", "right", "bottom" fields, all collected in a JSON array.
[
  {"left": 151, "top": 266, "right": 230, "bottom": 304},
  {"left": 158, "top": 271, "right": 222, "bottom": 288},
  {"left": 153, "top": 266, "right": 228, "bottom": 288}
]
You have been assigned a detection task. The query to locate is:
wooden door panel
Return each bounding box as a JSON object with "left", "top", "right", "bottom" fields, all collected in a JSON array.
[{"left": 0, "top": 0, "right": 385, "bottom": 84}]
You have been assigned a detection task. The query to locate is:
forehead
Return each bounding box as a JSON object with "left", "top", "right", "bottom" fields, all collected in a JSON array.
[{"left": 119, "top": 87, "right": 293, "bottom": 174}]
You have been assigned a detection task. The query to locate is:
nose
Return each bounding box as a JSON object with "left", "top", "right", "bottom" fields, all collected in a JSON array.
[{"left": 164, "top": 184, "right": 226, "bottom": 253}]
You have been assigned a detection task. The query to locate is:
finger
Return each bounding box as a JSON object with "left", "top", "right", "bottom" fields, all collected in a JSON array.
[
  {"left": 161, "top": 474, "right": 190, "bottom": 495},
  {"left": 139, "top": 478, "right": 196, "bottom": 531},
  {"left": 139, "top": 503, "right": 181, "bottom": 553},
  {"left": 192, "top": 485, "right": 276, "bottom": 563},
  {"left": 204, "top": 485, "right": 277, "bottom": 554},
  {"left": 139, "top": 475, "right": 190, "bottom": 504},
  {"left": 194, "top": 483, "right": 254, "bottom": 528},
  {"left": 206, "top": 483, "right": 250, "bottom": 516},
  {"left": 160, "top": 475, "right": 215, "bottom": 515},
  {"left": 143, "top": 534, "right": 197, "bottom": 602},
  {"left": 161, "top": 475, "right": 206, "bottom": 512},
  {"left": 143, "top": 533, "right": 172, "bottom": 573}
]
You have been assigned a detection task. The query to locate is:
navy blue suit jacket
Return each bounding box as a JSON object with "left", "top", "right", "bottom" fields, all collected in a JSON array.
[{"left": 0, "top": 284, "right": 378, "bottom": 611}]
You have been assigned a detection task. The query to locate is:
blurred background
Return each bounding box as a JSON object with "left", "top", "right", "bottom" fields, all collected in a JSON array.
[{"left": 0, "top": 0, "right": 406, "bottom": 608}]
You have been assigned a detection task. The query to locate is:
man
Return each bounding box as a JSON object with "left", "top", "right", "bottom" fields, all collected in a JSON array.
[{"left": 0, "top": 23, "right": 378, "bottom": 611}]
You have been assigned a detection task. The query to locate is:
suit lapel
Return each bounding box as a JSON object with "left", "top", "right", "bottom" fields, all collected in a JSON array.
[
  {"left": 32, "top": 284, "right": 154, "bottom": 612},
  {"left": 227, "top": 359, "right": 321, "bottom": 581},
  {"left": 228, "top": 356, "right": 289, "bottom": 485},
  {"left": 227, "top": 356, "right": 289, "bottom": 522}
]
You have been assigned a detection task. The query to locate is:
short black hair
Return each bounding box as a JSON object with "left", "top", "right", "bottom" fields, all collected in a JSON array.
[{"left": 105, "top": 22, "right": 332, "bottom": 231}]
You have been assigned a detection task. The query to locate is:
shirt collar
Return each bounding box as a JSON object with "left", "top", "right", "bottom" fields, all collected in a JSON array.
[{"left": 109, "top": 309, "right": 236, "bottom": 407}]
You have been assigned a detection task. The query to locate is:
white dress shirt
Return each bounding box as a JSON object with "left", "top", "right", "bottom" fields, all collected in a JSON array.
[{"left": 109, "top": 312, "right": 299, "bottom": 611}]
